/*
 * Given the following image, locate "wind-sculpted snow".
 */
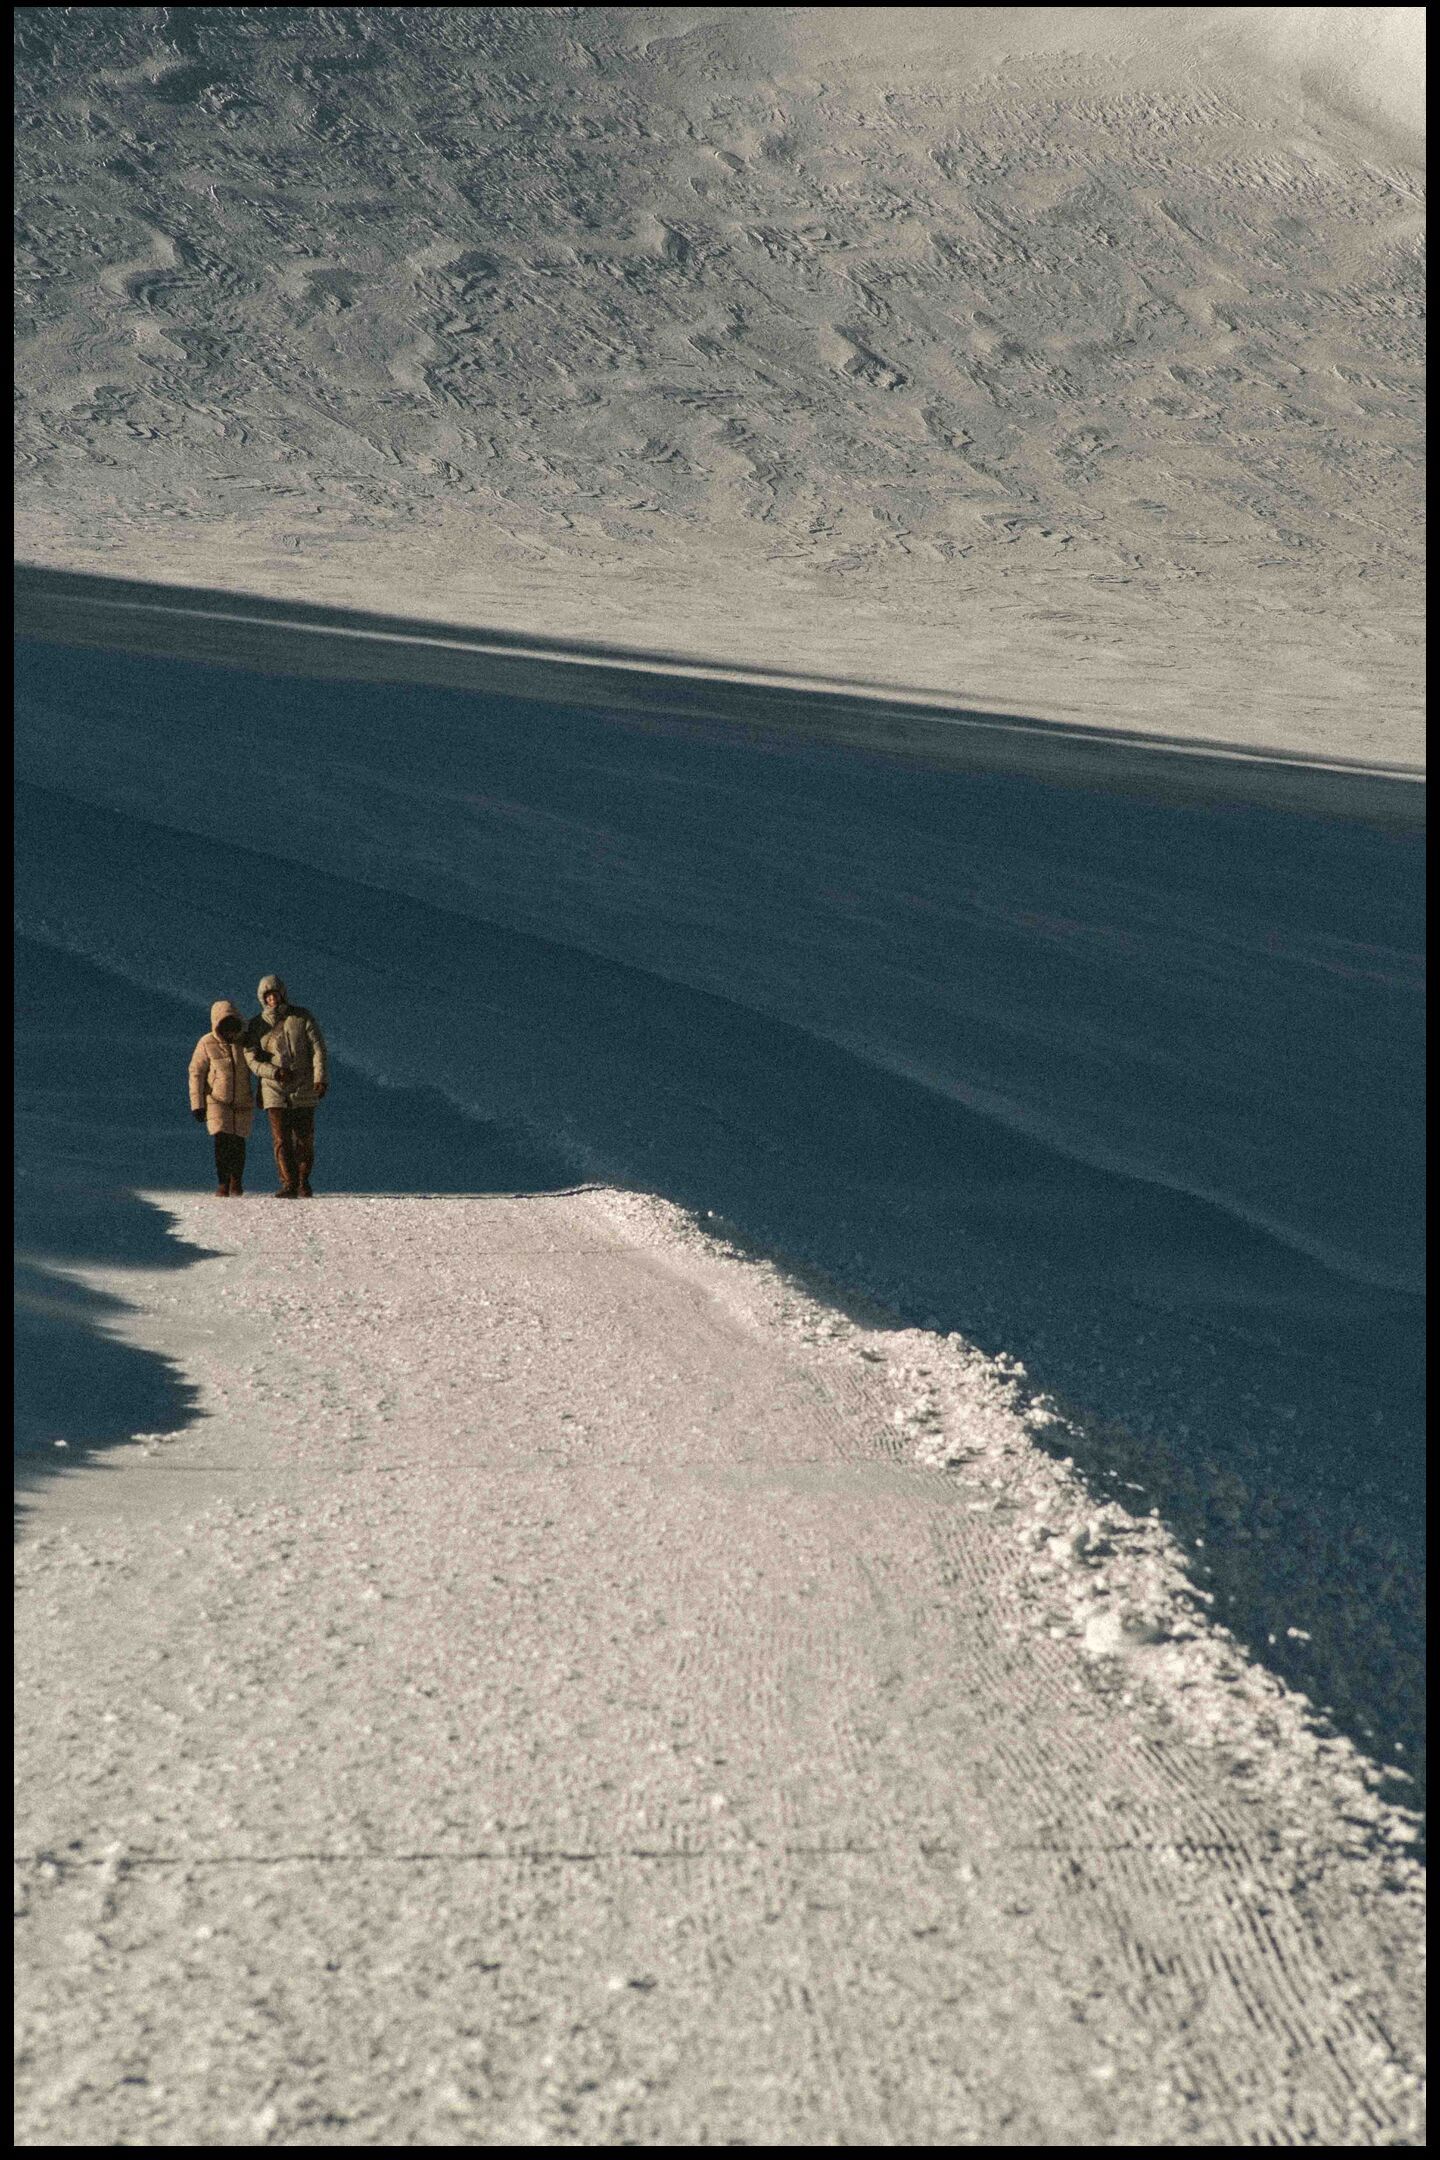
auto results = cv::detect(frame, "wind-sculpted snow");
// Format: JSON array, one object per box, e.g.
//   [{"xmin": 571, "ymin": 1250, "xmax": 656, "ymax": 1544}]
[
  {"xmin": 12, "ymin": 5, "xmax": 1426, "ymax": 755},
  {"xmin": 13, "ymin": 621, "xmax": 1425, "ymax": 1793}
]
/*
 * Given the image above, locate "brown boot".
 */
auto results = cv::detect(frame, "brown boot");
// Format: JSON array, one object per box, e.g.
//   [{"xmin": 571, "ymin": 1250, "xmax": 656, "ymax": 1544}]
[
  {"xmin": 268, "ymin": 1108, "xmax": 301, "ymax": 1195},
  {"xmin": 291, "ymin": 1111, "xmax": 316, "ymax": 1201},
  {"xmin": 215, "ymin": 1184, "xmax": 230, "ymax": 1197},
  {"xmin": 229, "ymin": 1175, "xmax": 245, "ymax": 1197}
]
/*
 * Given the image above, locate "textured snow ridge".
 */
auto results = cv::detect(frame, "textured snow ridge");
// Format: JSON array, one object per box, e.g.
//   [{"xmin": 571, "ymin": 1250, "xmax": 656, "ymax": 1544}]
[
  {"xmin": 13, "ymin": 6, "xmax": 1425, "ymax": 757},
  {"xmin": 15, "ymin": 1188, "xmax": 1424, "ymax": 2148},
  {"xmin": 621, "ymin": 1189, "xmax": 1423, "ymax": 1845}
]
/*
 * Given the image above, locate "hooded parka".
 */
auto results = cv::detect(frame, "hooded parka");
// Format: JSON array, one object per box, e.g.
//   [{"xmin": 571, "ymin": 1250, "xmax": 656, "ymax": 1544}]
[
  {"xmin": 245, "ymin": 974, "xmax": 329, "ymax": 1110},
  {"xmin": 189, "ymin": 1000, "xmax": 257, "ymax": 1136}
]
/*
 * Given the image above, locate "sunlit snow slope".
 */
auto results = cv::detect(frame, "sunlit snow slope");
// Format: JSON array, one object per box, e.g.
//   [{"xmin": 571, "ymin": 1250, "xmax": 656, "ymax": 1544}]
[{"xmin": 12, "ymin": 6, "xmax": 1426, "ymax": 756}]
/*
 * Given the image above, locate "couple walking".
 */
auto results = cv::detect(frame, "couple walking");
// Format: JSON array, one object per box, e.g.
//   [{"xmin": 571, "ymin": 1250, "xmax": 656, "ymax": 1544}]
[{"xmin": 187, "ymin": 974, "xmax": 329, "ymax": 1199}]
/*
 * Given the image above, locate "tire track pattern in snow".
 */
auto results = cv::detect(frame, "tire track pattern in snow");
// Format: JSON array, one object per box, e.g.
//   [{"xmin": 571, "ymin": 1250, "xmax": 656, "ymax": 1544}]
[{"xmin": 14, "ymin": 1190, "xmax": 1423, "ymax": 2146}]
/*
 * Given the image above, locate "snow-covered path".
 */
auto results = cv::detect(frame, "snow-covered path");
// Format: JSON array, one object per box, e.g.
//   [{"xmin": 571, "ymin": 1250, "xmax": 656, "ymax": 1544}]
[{"xmin": 15, "ymin": 1190, "xmax": 1423, "ymax": 2146}]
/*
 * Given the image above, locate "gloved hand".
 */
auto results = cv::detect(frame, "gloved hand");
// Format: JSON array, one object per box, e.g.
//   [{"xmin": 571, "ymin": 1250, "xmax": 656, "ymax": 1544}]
[
  {"xmin": 192, "ymin": 1107, "xmax": 207, "ymax": 1123},
  {"xmin": 315, "ymin": 1082, "xmax": 328, "ymax": 1100}
]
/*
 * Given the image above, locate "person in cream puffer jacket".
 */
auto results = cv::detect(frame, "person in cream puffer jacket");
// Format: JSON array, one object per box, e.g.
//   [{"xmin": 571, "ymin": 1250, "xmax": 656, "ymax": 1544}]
[
  {"xmin": 188, "ymin": 998, "xmax": 256, "ymax": 1196},
  {"xmin": 244, "ymin": 973, "xmax": 329, "ymax": 1197}
]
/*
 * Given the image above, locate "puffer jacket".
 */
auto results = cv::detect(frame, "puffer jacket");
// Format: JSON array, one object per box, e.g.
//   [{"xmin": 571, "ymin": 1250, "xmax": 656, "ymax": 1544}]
[
  {"xmin": 188, "ymin": 1000, "xmax": 257, "ymax": 1137},
  {"xmin": 244, "ymin": 973, "xmax": 329, "ymax": 1110}
]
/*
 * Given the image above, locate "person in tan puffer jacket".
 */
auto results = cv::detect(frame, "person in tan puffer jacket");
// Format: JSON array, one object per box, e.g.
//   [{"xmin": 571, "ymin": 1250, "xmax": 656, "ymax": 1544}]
[
  {"xmin": 244, "ymin": 973, "xmax": 329, "ymax": 1198},
  {"xmin": 188, "ymin": 999, "xmax": 257, "ymax": 1196}
]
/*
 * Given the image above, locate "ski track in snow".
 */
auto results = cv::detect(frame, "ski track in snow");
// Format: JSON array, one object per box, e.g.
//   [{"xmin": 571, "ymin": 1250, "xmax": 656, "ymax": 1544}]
[{"xmin": 13, "ymin": 1188, "xmax": 1425, "ymax": 2146}]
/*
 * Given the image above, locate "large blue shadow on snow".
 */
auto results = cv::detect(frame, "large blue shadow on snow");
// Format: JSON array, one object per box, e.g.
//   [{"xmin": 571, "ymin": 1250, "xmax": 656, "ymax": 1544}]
[{"xmin": 13, "ymin": 598, "xmax": 1426, "ymax": 1804}]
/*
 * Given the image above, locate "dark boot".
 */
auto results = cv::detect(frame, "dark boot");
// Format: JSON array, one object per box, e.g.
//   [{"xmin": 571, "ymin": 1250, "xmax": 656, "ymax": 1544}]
[
  {"xmin": 229, "ymin": 1174, "xmax": 245, "ymax": 1197},
  {"xmin": 216, "ymin": 1135, "xmax": 245, "ymax": 1197},
  {"xmin": 215, "ymin": 1184, "xmax": 231, "ymax": 1197}
]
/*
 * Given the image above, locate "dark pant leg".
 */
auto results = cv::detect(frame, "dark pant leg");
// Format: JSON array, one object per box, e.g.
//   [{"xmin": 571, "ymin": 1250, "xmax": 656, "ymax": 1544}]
[
  {"xmin": 291, "ymin": 1108, "xmax": 316, "ymax": 1186},
  {"xmin": 216, "ymin": 1133, "xmax": 245, "ymax": 1186},
  {"xmin": 213, "ymin": 1133, "xmax": 229, "ymax": 1186},
  {"xmin": 268, "ymin": 1108, "xmax": 298, "ymax": 1190}
]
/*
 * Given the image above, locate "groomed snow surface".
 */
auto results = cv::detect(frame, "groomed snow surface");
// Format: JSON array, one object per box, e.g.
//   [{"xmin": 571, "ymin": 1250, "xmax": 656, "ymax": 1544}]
[
  {"xmin": 13, "ymin": 1189, "xmax": 1425, "ymax": 2145},
  {"xmin": 14, "ymin": 614, "xmax": 1425, "ymax": 2145}
]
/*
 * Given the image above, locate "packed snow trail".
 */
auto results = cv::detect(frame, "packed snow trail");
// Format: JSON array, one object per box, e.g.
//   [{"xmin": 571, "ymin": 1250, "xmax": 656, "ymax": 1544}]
[{"xmin": 14, "ymin": 1191, "xmax": 1423, "ymax": 2147}]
